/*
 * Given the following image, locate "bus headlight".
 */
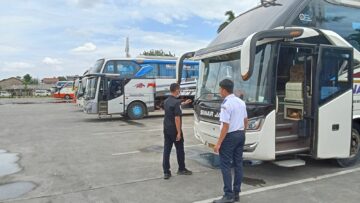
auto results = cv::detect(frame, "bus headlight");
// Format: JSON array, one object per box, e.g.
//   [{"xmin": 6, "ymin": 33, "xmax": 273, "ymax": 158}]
[{"xmin": 247, "ymin": 117, "xmax": 264, "ymax": 131}]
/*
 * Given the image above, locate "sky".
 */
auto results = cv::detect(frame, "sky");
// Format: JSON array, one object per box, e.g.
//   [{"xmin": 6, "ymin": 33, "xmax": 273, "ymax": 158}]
[{"xmin": 0, "ymin": 0, "xmax": 258, "ymax": 80}]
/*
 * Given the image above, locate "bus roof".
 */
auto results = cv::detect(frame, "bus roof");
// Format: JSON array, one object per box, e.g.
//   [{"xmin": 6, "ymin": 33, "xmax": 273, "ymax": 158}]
[
  {"xmin": 195, "ymin": 0, "xmax": 303, "ymax": 57},
  {"xmin": 195, "ymin": 0, "xmax": 360, "ymax": 58}
]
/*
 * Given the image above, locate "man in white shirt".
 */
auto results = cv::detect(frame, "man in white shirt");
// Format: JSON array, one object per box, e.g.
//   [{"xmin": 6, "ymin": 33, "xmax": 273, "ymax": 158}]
[{"xmin": 213, "ymin": 79, "xmax": 248, "ymax": 203}]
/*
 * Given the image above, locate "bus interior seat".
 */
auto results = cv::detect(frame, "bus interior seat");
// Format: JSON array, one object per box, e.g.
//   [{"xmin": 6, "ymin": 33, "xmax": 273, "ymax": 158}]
[
  {"xmin": 284, "ymin": 64, "xmax": 304, "ymax": 120},
  {"xmin": 285, "ymin": 64, "xmax": 304, "ymax": 103}
]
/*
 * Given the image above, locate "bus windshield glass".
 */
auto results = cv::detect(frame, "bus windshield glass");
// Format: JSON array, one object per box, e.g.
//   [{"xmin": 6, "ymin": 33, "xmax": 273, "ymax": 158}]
[
  {"xmin": 90, "ymin": 59, "xmax": 105, "ymax": 74},
  {"xmin": 84, "ymin": 77, "xmax": 98, "ymax": 100},
  {"xmin": 196, "ymin": 44, "xmax": 274, "ymax": 104}
]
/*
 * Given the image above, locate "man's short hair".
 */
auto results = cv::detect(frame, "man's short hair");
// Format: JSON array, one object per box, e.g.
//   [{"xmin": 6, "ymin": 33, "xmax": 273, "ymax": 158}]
[
  {"xmin": 170, "ymin": 83, "xmax": 180, "ymax": 92},
  {"xmin": 219, "ymin": 79, "xmax": 234, "ymax": 93}
]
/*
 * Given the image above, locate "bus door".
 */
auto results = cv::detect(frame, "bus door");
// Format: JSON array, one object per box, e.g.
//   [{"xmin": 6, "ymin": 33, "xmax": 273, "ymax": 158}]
[
  {"xmin": 313, "ymin": 45, "xmax": 353, "ymax": 159},
  {"xmin": 275, "ymin": 43, "xmax": 316, "ymax": 155},
  {"xmin": 107, "ymin": 78, "xmax": 126, "ymax": 115}
]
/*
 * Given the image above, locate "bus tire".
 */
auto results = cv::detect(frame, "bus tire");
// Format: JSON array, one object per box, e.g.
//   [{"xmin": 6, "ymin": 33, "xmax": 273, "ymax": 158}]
[
  {"xmin": 64, "ymin": 94, "xmax": 71, "ymax": 100},
  {"xmin": 336, "ymin": 123, "xmax": 360, "ymax": 167},
  {"xmin": 127, "ymin": 102, "xmax": 146, "ymax": 120}
]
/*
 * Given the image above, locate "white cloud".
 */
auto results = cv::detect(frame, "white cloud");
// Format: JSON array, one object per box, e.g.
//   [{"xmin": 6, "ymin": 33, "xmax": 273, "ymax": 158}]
[
  {"xmin": 0, "ymin": 62, "xmax": 33, "ymax": 72},
  {"xmin": 42, "ymin": 57, "xmax": 62, "ymax": 65},
  {"xmin": 116, "ymin": 0, "xmax": 258, "ymax": 24},
  {"xmin": 71, "ymin": 42, "xmax": 97, "ymax": 52},
  {"xmin": 67, "ymin": 0, "xmax": 104, "ymax": 8}
]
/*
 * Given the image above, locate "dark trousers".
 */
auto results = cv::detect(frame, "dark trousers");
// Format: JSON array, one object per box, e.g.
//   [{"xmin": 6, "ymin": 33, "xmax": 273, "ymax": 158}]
[
  {"xmin": 219, "ymin": 130, "xmax": 245, "ymax": 198},
  {"xmin": 162, "ymin": 133, "xmax": 185, "ymax": 174}
]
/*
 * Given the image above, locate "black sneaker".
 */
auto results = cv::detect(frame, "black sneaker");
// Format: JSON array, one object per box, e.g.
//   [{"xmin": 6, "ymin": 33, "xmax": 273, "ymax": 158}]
[
  {"xmin": 164, "ymin": 173, "xmax": 171, "ymax": 180},
  {"xmin": 234, "ymin": 194, "xmax": 240, "ymax": 202},
  {"xmin": 177, "ymin": 168, "xmax": 192, "ymax": 175},
  {"xmin": 213, "ymin": 196, "xmax": 234, "ymax": 203}
]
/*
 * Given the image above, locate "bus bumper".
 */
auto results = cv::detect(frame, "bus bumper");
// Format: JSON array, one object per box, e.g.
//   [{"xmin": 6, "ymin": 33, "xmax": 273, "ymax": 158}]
[{"xmin": 194, "ymin": 111, "xmax": 276, "ymax": 160}]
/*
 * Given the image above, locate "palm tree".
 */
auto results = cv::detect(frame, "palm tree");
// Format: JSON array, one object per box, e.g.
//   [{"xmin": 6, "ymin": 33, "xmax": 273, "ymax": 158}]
[{"xmin": 217, "ymin": 10, "xmax": 236, "ymax": 33}]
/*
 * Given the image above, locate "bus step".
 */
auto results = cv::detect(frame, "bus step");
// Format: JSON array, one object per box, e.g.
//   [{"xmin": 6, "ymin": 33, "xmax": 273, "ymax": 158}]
[
  {"xmin": 273, "ymin": 159, "xmax": 305, "ymax": 167},
  {"xmin": 276, "ymin": 134, "xmax": 298, "ymax": 143},
  {"xmin": 276, "ymin": 123, "xmax": 294, "ymax": 130}
]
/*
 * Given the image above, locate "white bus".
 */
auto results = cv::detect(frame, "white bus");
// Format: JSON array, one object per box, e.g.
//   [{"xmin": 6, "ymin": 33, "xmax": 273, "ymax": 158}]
[
  {"xmin": 178, "ymin": 0, "xmax": 360, "ymax": 167},
  {"xmin": 83, "ymin": 57, "xmax": 199, "ymax": 119}
]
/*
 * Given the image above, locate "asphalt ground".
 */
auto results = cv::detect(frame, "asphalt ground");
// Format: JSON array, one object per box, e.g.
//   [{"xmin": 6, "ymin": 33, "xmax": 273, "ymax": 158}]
[{"xmin": 0, "ymin": 98, "xmax": 359, "ymax": 203}]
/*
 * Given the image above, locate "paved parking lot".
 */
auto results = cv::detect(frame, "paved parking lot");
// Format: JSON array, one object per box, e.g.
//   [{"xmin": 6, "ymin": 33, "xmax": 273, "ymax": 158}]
[{"xmin": 0, "ymin": 98, "xmax": 359, "ymax": 203}]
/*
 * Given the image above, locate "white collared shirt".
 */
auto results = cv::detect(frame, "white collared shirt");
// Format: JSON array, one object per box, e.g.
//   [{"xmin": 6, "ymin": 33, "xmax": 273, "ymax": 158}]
[{"xmin": 219, "ymin": 94, "xmax": 248, "ymax": 133}]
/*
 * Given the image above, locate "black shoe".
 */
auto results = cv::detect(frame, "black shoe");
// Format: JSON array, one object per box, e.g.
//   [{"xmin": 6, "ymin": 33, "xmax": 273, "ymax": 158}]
[
  {"xmin": 177, "ymin": 168, "xmax": 192, "ymax": 175},
  {"xmin": 234, "ymin": 194, "xmax": 240, "ymax": 202},
  {"xmin": 213, "ymin": 196, "xmax": 234, "ymax": 203},
  {"xmin": 164, "ymin": 173, "xmax": 171, "ymax": 180}
]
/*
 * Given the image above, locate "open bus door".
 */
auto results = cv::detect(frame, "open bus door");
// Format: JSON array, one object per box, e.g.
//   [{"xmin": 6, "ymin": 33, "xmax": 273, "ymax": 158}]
[
  {"xmin": 104, "ymin": 76, "xmax": 126, "ymax": 116},
  {"xmin": 313, "ymin": 46, "xmax": 354, "ymax": 160}
]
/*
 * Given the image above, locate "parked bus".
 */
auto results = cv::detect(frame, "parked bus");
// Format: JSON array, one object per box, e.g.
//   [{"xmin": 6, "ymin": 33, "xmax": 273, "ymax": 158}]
[
  {"xmin": 177, "ymin": 0, "xmax": 360, "ymax": 167},
  {"xmin": 73, "ymin": 70, "xmax": 89, "ymax": 107},
  {"xmin": 83, "ymin": 57, "xmax": 199, "ymax": 119},
  {"xmin": 53, "ymin": 81, "xmax": 75, "ymax": 100}
]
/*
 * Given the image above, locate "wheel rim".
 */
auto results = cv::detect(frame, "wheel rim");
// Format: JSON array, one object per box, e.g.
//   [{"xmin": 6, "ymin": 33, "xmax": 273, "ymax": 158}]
[
  {"xmin": 350, "ymin": 129, "xmax": 360, "ymax": 157},
  {"xmin": 132, "ymin": 105, "xmax": 143, "ymax": 117}
]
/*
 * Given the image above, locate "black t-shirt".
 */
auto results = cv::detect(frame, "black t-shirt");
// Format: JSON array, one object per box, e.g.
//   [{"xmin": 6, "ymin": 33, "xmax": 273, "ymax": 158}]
[{"xmin": 163, "ymin": 95, "xmax": 182, "ymax": 136}]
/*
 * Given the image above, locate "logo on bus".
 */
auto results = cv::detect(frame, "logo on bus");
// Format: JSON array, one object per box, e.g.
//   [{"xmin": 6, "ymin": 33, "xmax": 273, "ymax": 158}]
[
  {"xmin": 135, "ymin": 83, "xmax": 145, "ymax": 88},
  {"xmin": 299, "ymin": 13, "xmax": 312, "ymax": 22},
  {"xmin": 147, "ymin": 83, "xmax": 156, "ymax": 88}
]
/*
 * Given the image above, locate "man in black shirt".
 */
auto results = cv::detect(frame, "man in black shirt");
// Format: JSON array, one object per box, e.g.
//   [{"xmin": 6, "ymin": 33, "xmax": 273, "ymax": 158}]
[{"xmin": 163, "ymin": 83, "xmax": 192, "ymax": 180}]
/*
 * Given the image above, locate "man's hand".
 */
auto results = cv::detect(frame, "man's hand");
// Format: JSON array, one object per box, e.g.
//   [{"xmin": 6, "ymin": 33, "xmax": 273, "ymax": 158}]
[
  {"xmin": 176, "ymin": 133, "xmax": 182, "ymax": 141},
  {"xmin": 182, "ymin": 99, "xmax": 192, "ymax": 105},
  {"xmin": 214, "ymin": 142, "xmax": 221, "ymax": 154}
]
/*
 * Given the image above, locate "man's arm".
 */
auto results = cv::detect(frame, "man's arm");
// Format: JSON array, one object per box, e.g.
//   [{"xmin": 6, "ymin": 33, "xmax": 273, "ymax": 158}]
[
  {"xmin": 214, "ymin": 122, "xmax": 229, "ymax": 153},
  {"xmin": 175, "ymin": 116, "xmax": 181, "ymax": 141},
  {"xmin": 244, "ymin": 118, "xmax": 248, "ymax": 131}
]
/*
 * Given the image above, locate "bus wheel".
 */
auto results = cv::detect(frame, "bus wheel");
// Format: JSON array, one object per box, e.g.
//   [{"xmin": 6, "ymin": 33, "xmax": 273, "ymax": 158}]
[
  {"xmin": 127, "ymin": 102, "xmax": 146, "ymax": 120},
  {"xmin": 64, "ymin": 94, "xmax": 71, "ymax": 100},
  {"xmin": 336, "ymin": 124, "xmax": 360, "ymax": 167}
]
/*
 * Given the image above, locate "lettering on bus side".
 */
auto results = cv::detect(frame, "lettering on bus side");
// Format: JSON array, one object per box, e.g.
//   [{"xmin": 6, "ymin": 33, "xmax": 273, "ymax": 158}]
[
  {"xmin": 200, "ymin": 110, "xmax": 220, "ymax": 118},
  {"xmin": 353, "ymin": 84, "xmax": 360, "ymax": 94}
]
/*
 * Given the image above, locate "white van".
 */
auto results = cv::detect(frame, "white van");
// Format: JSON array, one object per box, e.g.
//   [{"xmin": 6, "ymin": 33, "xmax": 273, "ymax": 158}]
[
  {"xmin": 34, "ymin": 90, "xmax": 51, "ymax": 97},
  {"xmin": 0, "ymin": 91, "xmax": 11, "ymax": 97}
]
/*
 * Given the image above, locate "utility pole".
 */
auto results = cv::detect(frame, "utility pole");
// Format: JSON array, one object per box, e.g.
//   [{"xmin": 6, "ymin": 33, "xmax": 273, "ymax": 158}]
[{"xmin": 125, "ymin": 37, "xmax": 130, "ymax": 58}]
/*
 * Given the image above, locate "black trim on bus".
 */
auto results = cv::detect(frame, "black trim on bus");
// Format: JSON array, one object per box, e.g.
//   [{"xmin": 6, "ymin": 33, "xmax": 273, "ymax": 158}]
[{"xmin": 194, "ymin": 101, "xmax": 275, "ymax": 124}]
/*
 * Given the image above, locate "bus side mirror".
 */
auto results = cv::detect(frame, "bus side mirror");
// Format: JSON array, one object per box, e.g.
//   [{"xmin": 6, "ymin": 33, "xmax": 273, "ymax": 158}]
[
  {"xmin": 240, "ymin": 28, "xmax": 305, "ymax": 81},
  {"xmin": 177, "ymin": 51, "xmax": 195, "ymax": 84}
]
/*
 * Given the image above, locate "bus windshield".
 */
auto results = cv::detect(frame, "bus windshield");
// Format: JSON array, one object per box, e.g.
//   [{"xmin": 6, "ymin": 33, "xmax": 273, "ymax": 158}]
[
  {"xmin": 90, "ymin": 59, "xmax": 105, "ymax": 74},
  {"xmin": 84, "ymin": 77, "xmax": 98, "ymax": 100},
  {"xmin": 196, "ymin": 44, "xmax": 274, "ymax": 104}
]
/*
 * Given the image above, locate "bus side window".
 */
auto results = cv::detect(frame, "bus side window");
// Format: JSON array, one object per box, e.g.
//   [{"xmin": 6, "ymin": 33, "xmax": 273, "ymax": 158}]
[
  {"xmin": 104, "ymin": 61, "xmax": 115, "ymax": 73},
  {"xmin": 159, "ymin": 64, "xmax": 176, "ymax": 79},
  {"xmin": 116, "ymin": 61, "xmax": 140, "ymax": 77},
  {"xmin": 140, "ymin": 64, "xmax": 158, "ymax": 78}
]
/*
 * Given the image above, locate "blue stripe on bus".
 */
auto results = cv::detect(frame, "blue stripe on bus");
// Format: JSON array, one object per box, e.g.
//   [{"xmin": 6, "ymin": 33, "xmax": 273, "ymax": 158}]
[{"xmin": 132, "ymin": 60, "xmax": 199, "ymax": 65}]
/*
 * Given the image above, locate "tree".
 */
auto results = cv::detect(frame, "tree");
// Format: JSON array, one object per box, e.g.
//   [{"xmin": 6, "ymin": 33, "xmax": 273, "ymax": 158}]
[
  {"xmin": 57, "ymin": 76, "xmax": 67, "ymax": 81},
  {"xmin": 31, "ymin": 78, "xmax": 39, "ymax": 85},
  {"xmin": 142, "ymin": 49, "xmax": 175, "ymax": 57},
  {"xmin": 217, "ymin": 10, "xmax": 236, "ymax": 34},
  {"xmin": 23, "ymin": 74, "xmax": 32, "ymax": 85}
]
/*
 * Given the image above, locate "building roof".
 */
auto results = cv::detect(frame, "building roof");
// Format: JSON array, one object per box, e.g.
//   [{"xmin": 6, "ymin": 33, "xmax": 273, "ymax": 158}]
[
  {"xmin": 41, "ymin": 77, "xmax": 59, "ymax": 84},
  {"xmin": 0, "ymin": 77, "xmax": 23, "ymax": 84}
]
